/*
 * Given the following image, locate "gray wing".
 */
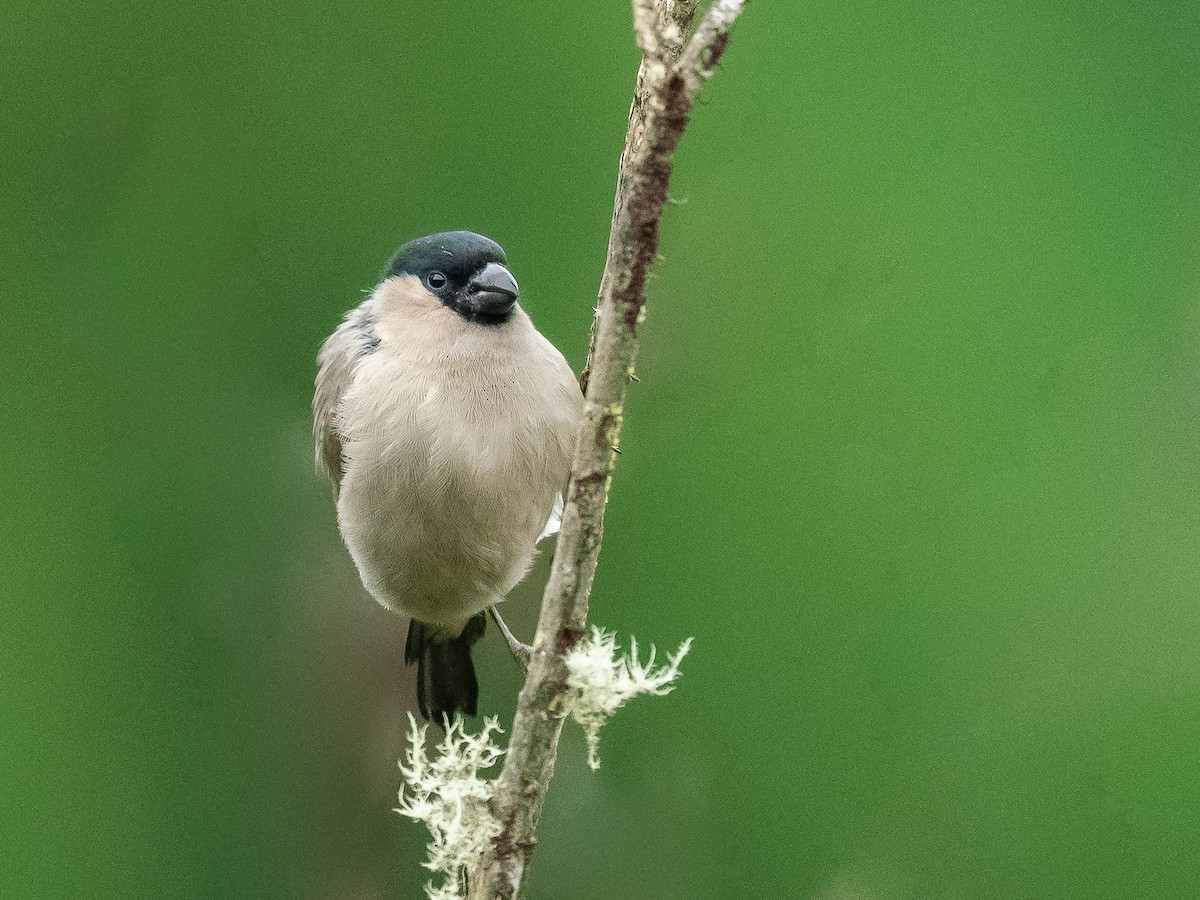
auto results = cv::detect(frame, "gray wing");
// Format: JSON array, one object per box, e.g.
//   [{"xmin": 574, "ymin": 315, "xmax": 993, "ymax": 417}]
[{"xmin": 313, "ymin": 299, "xmax": 379, "ymax": 489}]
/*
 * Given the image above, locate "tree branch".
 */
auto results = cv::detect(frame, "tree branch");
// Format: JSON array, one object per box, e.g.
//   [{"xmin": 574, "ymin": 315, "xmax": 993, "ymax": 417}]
[{"xmin": 467, "ymin": 2, "xmax": 745, "ymax": 897}]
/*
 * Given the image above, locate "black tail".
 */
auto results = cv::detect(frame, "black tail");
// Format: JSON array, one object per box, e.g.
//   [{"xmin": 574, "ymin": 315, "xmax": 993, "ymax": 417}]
[{"xmin": 404, "ymin": 613, "xmax": 487, "ymax": 722}]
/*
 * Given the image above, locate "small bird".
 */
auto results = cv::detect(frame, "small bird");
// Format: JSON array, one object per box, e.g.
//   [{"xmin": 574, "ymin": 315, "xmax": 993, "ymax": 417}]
[{"xmin": 314, "ymin": 231, "xmax": 582, "ymax": 722}]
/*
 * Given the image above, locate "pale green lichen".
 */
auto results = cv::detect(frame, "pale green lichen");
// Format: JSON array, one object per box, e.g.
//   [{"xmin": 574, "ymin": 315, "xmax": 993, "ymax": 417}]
[
  {"xmin": 561, "ymin": 627, "xmax": 693, "ymax": 769},
  {"xmin": 395, "ymin": 714, "xmax": 505, "ymax": 900},
  {"xmin": 395, "ymin": 630, "xmax": 692, "ymax": 897}
]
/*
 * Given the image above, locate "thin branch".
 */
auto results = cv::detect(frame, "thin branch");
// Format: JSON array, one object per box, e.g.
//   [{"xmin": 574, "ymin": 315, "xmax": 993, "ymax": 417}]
[
  {"xmin": 584, "ymin": 0, "xmax": 698, "ymax": 394},
  {"xmin": 467, "ymin": 2, "xmax": 746, "ymax": 897}
]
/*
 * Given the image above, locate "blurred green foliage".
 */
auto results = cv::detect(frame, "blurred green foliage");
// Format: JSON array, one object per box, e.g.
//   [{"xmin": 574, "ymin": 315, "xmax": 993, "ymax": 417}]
[{"xmin": 3, "ymin": 1, "xmax": 1199, "ymax": 898}]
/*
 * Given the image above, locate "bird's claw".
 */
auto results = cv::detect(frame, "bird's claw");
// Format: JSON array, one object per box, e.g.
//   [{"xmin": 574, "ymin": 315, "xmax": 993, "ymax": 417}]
[{"xmin": 489, "ymin": 606, "xmax": 533, "ymax": 672}]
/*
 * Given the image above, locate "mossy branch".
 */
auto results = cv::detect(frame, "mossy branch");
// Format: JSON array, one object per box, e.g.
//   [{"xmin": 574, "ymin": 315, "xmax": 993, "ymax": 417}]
[{"xmin": 466, "ymin": 2, "xmax": 746, "ymax": 897}]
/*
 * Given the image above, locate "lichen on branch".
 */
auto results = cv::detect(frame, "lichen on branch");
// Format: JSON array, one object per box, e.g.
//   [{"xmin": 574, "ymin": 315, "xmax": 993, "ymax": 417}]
[
  {"xmin": 396, "ymin": 714, "xmax": 505, "ymax": 900},
  {"xmin": 463, "ymin": 2, "xmax": 747, "ymax": 897},
  {"xmin": 563, "ymin": 628, "xmax": 693, "ymax": 770}
]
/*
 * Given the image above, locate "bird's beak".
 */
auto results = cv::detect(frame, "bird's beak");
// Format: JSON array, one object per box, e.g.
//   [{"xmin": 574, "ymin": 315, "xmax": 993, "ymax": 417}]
[{"xmin": 466, "ymin": 262, "xmax": 519, "ymax": 317}]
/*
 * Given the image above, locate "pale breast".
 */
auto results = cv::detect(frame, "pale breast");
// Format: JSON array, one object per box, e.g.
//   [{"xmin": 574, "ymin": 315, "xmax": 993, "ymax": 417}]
[{"xmin": 334, "ymin": 278, "xmax": 581, "ymax": 629}]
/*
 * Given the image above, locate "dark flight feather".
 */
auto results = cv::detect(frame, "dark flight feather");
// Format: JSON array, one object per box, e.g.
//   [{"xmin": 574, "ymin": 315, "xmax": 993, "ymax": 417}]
[{"xmin": 404, "ymin": 613, "xmax": 488, "ymax": 722}]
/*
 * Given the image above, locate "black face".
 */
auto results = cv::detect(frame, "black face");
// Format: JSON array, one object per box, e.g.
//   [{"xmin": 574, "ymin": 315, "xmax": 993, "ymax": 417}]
[{"xmin": 385, "ymin": 231, "xmax": 520, "ymax": 325}]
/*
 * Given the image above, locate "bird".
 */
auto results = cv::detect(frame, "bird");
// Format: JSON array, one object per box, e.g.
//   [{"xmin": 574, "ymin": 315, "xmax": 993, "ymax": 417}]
[{"xmin": 314, "ymin": 231, "xmax": 583, "ymax": 722}]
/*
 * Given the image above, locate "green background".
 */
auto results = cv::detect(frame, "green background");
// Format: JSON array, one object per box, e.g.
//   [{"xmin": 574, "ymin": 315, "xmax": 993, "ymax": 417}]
[{"xmin": 3, "ymin": 1, "xmax": 1198, "ymax": 897}]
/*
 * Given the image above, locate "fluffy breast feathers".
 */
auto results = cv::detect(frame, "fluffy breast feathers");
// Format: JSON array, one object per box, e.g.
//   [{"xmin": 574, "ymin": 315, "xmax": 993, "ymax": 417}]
[{"xmin": 315, "ymin": 275, "xmax": 583, "ymax": 628}]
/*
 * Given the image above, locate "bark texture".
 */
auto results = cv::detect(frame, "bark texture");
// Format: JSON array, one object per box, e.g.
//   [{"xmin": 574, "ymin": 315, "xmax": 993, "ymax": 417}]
[{"xmin": 467, "ymin": 3, "xmax": 746, "ymax": 897}]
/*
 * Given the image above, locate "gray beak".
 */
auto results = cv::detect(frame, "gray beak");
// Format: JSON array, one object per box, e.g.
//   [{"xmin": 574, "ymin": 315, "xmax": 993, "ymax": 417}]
[{"xmin": 466, "ymin": 262, "xmax": 519, "ymax": 317}]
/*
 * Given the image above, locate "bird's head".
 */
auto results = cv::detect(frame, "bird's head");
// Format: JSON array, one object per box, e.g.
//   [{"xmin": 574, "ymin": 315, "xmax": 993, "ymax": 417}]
[{"xmin": 384, "ymin": 231, "xmax": 520, "ymax": 325}]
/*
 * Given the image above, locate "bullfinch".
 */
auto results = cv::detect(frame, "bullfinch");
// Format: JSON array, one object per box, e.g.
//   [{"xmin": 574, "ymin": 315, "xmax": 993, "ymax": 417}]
[{"xmin": 314, "ymin": 231, "xmax": 583, "ymax": 722}]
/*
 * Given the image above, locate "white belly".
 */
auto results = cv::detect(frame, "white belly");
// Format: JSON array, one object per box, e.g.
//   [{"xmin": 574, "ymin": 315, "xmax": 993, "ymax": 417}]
[{"xmin": 334, "ymin": 317, "xmax": 578, "ymax": 632}]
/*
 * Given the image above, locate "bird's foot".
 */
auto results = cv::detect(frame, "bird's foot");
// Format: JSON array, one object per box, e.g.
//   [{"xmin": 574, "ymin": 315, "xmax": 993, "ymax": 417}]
[{"xmin": 489, "ymin": 606, "xmax": 532, "ymax": 671}]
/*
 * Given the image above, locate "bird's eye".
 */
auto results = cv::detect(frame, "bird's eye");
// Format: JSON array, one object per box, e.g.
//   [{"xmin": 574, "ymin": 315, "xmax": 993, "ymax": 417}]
[{"xmin": 427, "ymin": 272, "xmax": 448, "ymax": 290}]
